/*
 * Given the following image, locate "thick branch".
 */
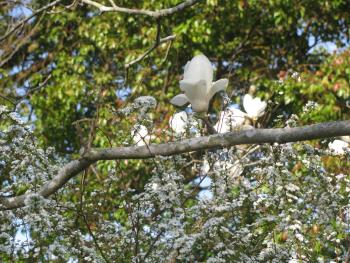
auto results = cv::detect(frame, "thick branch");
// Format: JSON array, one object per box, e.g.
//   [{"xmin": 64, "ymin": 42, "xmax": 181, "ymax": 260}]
[
  {"xmin": 0, "ymin": 159, "xmax": 94, "ymax": 210},
  {"xmin": 81, "ymin": 0, "xmax": 200, "ymax": 18},
  {"xmin": 85, "ymin": 121, "xmax": 350, "ymax": 160},
  {"xmin": 1, "ymin": 120, "xmax": 350, "ymax": 210}
]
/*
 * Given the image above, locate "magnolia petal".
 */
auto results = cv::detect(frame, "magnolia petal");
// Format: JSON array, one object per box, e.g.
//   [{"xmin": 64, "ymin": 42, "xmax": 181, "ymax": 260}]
[
  {"xmin": 214, "ymin": 108, "xmax": 246, "ymax": 133},
  {"xmin": 214, "ymin": 111, "xmax": 231, "ymax": 133},
  {"xmin": 169, "ymin": 111, "xmax": 188, "ymax": 134},
  {"xmin": 243, "ymin": 94, "xmax": 266, "ymax": 119},
  {"xmin": 340, "ymin": 136, "xmax": 350, "ymax": 143},
  {"xmin": 180, "ymin": 79, "xmax": 209, "ymax": 112},
  {"xmin": 183, "ymin": 54, "xmax": 213, "ymax": 88},
  {"xmin": 251, "ymin": 98, "xmax": 267, "ymax": 117},
  {"xmin": 208, "ymin": 78, "xmax": 228, "ymax": 100},
  {"xmin": 179, "ymin": 79, "xmax": 199, "ymax": 92},
  {"xmin": 229, "ymin": 108, "xmax": 247, "ymax": 125},
  {"xmin": 256, "ymin": 100, "xmax": 267, "ymax": 117},
  {"xmin": 183, "ymin": 61, "xmax": 191, "ymax": 75},
  {"xmin": 170, "ymin": 94, "xmax": 189, "ymax": 107},
  {"xmin": 132, "ymin": 125, "xmax": 151, "ymax": 146},
  {"xmin": 243, "ymin": 94, "xmax": 253, "ymax": 115}
]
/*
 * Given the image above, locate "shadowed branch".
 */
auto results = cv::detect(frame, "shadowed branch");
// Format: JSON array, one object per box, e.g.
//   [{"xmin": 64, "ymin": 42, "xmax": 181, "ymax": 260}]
[{"xmin": 1, "ymin": 120, "xmax": 349, "ymax": 210}]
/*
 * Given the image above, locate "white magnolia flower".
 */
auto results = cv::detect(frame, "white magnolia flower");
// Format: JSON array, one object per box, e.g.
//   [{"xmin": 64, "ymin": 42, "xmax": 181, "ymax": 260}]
[
  {"xmin": 131, "ymin": 125, "xmax": 153, "ymax": 146},
  {"xmin": 169, "ymin": 111, "xmax": 188, "ymax": 134},
  {"xmin": 328, "ymin": 139, "xmax": 349, "ymax": 155},
  {"xmin": 170, "ymin": 54, "xmax": 228, "ymax": 112},
  {"xmin": 243, "ymin": 94, "xmax": 267, "ymax": 120},
  {"xmin": 214, "ymin": 108, "xmax": 246, "ymax": 133},
  {"xmin": 340, "ymin": 136, "xmax": 350, "ymax": 143}
]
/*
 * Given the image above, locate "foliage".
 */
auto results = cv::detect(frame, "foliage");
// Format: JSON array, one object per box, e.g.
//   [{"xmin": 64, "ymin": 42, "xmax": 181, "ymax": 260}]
[
  {"xmin": 1, "ymin": 104, "xmax": 350, "ymax": 262},
  {"xmin": 0, "ymin": 0, "xmax": 350, "ymax": 262},
  {"xmin": 1, "ymin": 0, "xmax": 350, "ymax": 151}
]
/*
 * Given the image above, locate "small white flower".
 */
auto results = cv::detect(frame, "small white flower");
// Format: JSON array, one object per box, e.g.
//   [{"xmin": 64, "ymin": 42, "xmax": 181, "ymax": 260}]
[
  {"xmin": 328, "ymin": 139, "xmax": 349, "ymax": 155},
  {"xmin": 295, "ymin": 232, "xmax": 304, "ymax": 242},
  {"xmin": 214, "ymin": 108, "xmax": 246, "ymax": 133},
  {"xmin": 169, "ymin": 111, "xmax": 188, "ymax": 134},
  {"xmin": 170, "ymin": 54, "xmax": 228, "ymax": 112},
  {"xmin": 151, "ymin": 182, "xmax": 159, "ymax": 191},
  {"xmin": 131, "ymin": 125, "xmax": 153, "ymax": 146},
  {"xmin": 201, "ymin": 159, "xmax": 210, "ymax": 174},
  {"xmin": 243, "ymin": 94, "xmax": 267, "ymax": 120}
]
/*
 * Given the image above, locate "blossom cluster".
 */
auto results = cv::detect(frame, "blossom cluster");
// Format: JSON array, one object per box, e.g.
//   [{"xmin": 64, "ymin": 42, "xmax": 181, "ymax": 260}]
[{"xmin": 169, "ymin": 55, "xmax": 267, "ymax": 136}]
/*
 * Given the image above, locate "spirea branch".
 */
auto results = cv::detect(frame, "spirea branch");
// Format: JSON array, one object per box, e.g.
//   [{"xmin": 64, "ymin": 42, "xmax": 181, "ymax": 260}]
[{"xmin": 1, "ymin": 120, "xmax": 349, "ymax": 210}]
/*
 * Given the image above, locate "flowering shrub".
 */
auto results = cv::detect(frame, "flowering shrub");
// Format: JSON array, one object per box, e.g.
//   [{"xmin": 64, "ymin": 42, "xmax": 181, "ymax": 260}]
[{"xmin": 1, "ymin": 87, "xmax": 349, "ymax": 262}]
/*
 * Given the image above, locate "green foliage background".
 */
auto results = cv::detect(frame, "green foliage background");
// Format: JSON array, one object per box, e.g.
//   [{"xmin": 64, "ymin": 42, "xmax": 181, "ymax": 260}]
[{"xmin": 1, "ymin": 0, "xmax": 349, "ymax": 151}]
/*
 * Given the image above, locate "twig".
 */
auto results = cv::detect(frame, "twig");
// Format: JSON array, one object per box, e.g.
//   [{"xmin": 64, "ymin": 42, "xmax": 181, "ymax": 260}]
[
  {"xmin": 162, "ymin": 39, "xmax": 173, "ymax": 64},
  {"xmin": 125, "ymin": 35, "xmax": 176, "ymax": 69},
  {"xmin": 344, "ymin": 242, "xmax": 350, "ymax": 263},
  {"xmin": 0, "ymin": 0, "xmax": 62, "ymax": 42},
  {"xmin": 0, "ymin": 94, "xmax": 16, "ymax": 105},
  {"xmin": 143, "ymin": 169, "xmax": 210, "ymax": 260},
  {"xmin": 78, "ymin": 169, "xmax": 110, "ymax": 263},
  {"xmin": 81, "ymin": 0, "xmax": 200, "ymax": 18},
  {"xmin": 1, "ymin": 13, "xmax": 45, "ymax": 68},
  {"xmin": 199, "ymin": 116, "xmax": 217, "ymax": 135},
  {"xmin": 82, "ymin": 1, "xmax": 194, "ymax": 69},
  {"xmin": 81, "ymin": 212, "xmax": 110, "ymax": 263},
  {"xmin": 13, "ymin": 73, "xmax": 52, "ymax": 111},
  {"xmin": 108, "ymin": 0, "xmax": 117, "ymax": 9}
]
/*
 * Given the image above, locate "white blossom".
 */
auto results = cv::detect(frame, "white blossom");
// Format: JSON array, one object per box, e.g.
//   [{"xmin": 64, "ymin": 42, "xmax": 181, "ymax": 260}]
[
  {"xmin": 214, "ymin": 108, "xmax": 246, "ymax": 133},
  {"xmin": 243, "ymin": 94, "xmax": 267, "ymax": 120},
  {"xmin": 328, "ymin": 139, "xmax": 349, "ymax": 155},
  {"xmin": 170, "ymin": 54, "xmax": 228, "ymax": 112},
  {"xmin": 169, "ymin": 111, "xmax": 188, "ymax": 134},
  {"xmin": 131, "ymin": 125, "xmax": 153, "ymax": 146},
  {"xmin": 340, "ymin": 136, "xmax": 350, "ymax": 143}
]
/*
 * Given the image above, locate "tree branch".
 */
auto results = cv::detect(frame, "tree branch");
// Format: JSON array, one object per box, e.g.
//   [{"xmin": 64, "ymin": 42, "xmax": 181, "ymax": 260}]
[
  {"xmin": 1, "ymin": 120, "xmax": 349, "ymax": 210},
  {"xmin": 82, "ymin": 0, "xmax": 197, "ymax": 69},
  {"xmin": 0, "ymin": 0, "xmax": 62, "ymax": 42},
  {"xmin": 81, "ymin": 0, "xmax": 200, "ymax": 18},
  {"xmin": 125, "ymin": 35, "xmax": 176, "ymax": 69},
  {"xmin": 0, "ymin": 12, "xmax": 45, "ymax": 68}
]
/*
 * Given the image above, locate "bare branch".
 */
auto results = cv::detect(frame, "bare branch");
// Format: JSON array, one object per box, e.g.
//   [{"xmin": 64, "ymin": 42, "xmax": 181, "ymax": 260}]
[
  {"xmin": 81, "ymin": 0, "xmax": 200, "ymax": 18},
  {"xmin": 125, "ymin": 35, "xmax": 176, "ymax": 69},
  {"xmin": 86, "ymin": 121, "xmax": 350, "ymax": 160},
  {"xmin": 124, "ymin": 12, "xmax": 176, "ymax": 69},
  {"xmin": 0, "ymin": 0, "xmax": 62, "ymax": 42},
  {"xmin": 0, "ymin": 93, "xmax": 16, "ymax": 105},
  {"xmin": 1, "ymin": 120, "xmax": 349, "ymax": 210},
  {"xmin": 0, "ymin": 13, "xmax": 45, "ymax": 68},
  {"xmin": 81, "ymin": 1, "xmax": 197, "ymax": 68}
]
